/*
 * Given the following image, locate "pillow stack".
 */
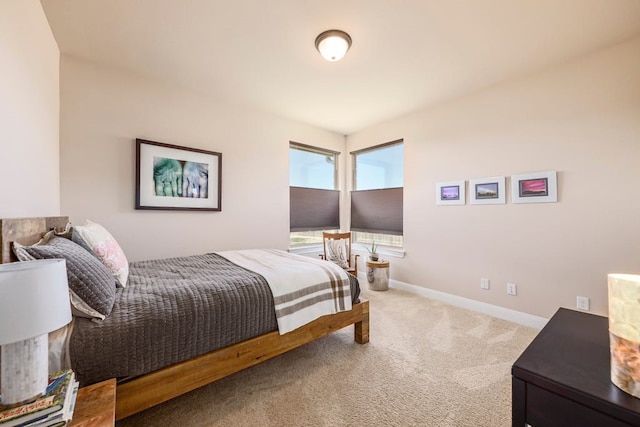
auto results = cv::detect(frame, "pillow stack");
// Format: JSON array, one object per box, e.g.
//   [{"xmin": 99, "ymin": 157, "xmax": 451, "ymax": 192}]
[{"xmin": 13, "ymin": 220, "xmax": 129, "ymax": 321}]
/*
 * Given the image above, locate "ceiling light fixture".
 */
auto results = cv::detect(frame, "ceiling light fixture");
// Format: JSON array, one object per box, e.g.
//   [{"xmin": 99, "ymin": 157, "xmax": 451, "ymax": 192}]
[{"xmin": 315, "ymin": 29, "xmax": 352, "ymax": 62}]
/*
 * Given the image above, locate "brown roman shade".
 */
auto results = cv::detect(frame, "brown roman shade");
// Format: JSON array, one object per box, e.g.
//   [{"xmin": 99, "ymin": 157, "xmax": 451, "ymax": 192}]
[
  {"xmin": 350, "ymin": 187, "xmax": 403, "ymax": 235},
  {"xmin": 290, "ymin": 187, "xmax": 340, "ymax": 232}
]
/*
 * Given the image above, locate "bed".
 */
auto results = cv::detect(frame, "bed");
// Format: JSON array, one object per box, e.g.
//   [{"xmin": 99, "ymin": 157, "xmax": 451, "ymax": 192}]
[{"xmin": 0, "ymin": 216, "xmax": 369, "ymax": 420}]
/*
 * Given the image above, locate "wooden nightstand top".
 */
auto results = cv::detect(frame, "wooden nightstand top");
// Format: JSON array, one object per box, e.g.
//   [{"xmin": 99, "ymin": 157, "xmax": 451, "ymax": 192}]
[{"xmin": 69, "ymin": 378, "xmax": 116, "ymax": 427}]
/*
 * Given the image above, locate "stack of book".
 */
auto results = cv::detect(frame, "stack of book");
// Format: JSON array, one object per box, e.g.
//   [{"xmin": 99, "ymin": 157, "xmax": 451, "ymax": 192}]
[{"xmin": 0, "ymin": 369, "xmax": 79, "ymax": 427}]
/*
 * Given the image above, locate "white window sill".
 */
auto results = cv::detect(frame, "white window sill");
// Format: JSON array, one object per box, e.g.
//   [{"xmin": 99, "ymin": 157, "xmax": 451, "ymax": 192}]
[
  {"xmin": 354, "ymin": 247, "xmax": 405, "ymax": 259},
  {"xmin": 290, "ymin": 245, "xmax": 405, "ymax": 259}
]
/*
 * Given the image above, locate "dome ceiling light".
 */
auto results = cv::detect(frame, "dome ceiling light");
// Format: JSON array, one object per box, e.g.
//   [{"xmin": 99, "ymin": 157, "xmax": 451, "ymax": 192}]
[{"xmin": 315, "ymin": 29, "xmax": 352, "ymax": 62}]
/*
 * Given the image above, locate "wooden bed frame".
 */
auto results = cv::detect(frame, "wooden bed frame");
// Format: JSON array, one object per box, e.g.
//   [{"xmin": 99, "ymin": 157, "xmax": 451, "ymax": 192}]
[{"xmin": 0, "ymin": 216, "xmax": 370, "ymax": 420}]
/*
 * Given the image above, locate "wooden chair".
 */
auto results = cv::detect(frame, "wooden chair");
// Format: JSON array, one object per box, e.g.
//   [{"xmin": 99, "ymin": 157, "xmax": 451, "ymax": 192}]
[{"xmin": 320, "ymin": 231, "xmax": 359, "ymax": 276}]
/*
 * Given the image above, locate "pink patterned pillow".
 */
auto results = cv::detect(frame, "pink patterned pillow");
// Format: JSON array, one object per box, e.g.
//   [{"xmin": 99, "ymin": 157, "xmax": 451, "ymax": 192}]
[{"xmin": 72, "ymin": 220, "xmax": 129, "ymax": 287}]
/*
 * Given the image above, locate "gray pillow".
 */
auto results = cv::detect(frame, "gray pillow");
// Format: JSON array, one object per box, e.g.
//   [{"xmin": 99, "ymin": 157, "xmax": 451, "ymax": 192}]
[{"xmin": 14, "ymin": 236, "xmax": 116, "ymax": 320}]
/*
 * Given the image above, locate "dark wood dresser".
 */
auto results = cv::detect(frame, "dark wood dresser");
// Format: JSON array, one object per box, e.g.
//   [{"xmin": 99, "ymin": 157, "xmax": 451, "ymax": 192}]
[{"xmin": 512, "ymin": 308, "xmax": 640, "ymax": 427}]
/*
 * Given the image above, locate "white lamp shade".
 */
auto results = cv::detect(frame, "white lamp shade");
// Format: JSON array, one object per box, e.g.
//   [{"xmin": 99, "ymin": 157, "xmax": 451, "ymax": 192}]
[
  {"xmin": 315, "ymin": 30, "xmax": 352, "ymax": 62},
  {"xmin": 608, "ymin": 273, "xmax": 640, "ymax": 398},
  {"xmin": 0, "ymin": 259, "xmax": 72, "ymax": 345}
]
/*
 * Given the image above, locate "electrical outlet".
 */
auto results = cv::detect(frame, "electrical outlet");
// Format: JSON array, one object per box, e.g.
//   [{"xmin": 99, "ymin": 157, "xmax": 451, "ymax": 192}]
[
  {"xmin": 480, "ymin": 278, "xmax": 490, "ymax": 290},
  {"xmin": 507, "ymin": 283, "xmax": 517, "ymax": 296},
  {"xmin": 577, "ymin": 296, "xmax": 590, "ymax": 311}
]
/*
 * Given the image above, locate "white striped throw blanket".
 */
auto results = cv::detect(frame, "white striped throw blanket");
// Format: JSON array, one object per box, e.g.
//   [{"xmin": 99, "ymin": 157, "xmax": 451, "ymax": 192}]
[{"xmin": 216, "ymin": 249, "xmax": 352, "ymax": 334}]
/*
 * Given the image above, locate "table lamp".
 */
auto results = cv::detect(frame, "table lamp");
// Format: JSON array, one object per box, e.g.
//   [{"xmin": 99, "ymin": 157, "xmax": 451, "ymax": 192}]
[
  {"xmin": 608, "ymin": 273, "xmax": 640, "ymax": 398},
  {"xmin": 0, "ymin": 259, "xmax": 71, "ymax": 407}
]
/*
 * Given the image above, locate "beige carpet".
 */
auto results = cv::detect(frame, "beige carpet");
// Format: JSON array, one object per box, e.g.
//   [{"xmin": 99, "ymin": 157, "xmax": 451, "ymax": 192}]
[{"xmin": 117, "ymin": 286, "xmax": 539, "ymax": 427}]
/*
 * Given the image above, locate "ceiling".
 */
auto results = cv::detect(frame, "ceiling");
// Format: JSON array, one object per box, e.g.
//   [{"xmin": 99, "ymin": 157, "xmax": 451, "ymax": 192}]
[{"xmin": 40, "ymin": 0, "xmax": 640, "ymax": 135}]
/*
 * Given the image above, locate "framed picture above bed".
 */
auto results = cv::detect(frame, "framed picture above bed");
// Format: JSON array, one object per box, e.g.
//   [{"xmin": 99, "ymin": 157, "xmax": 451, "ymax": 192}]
[
  {"xmin": 511, "ymin": 170, "xmax": 557, "ymax": 204},
  {"xmin": 135, "ymin": 139, "xmax": 222, "ymax": 211}
]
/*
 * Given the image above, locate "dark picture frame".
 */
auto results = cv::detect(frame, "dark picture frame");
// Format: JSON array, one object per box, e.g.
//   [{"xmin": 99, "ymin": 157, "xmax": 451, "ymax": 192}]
[
  {"xmin": 135, "ymin": 139, "xmax": 222, "ymax": 211},
  {"xmin": 519, "ymin": 178, "xmax": 548, "ymax": 197},
  {"xmin": 441, "ymin": 185, "xmax": 460, "ymax": 200},
  {"xmin": 476, "ymin": 182, "xmax": 499, "ymax": 199}
]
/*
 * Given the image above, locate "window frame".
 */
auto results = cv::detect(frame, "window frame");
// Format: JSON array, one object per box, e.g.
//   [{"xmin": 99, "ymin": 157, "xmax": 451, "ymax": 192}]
[
  {"xmin": 350, "ymin": 139, "xmax": 404, "ymax": 249},
  {"xmin": 290, "ymin": 141, "xmax": 338, "ymax": 190},
  {"xmin": 289, "ymin": 142, "xmax": 340, "ymax": 247}
]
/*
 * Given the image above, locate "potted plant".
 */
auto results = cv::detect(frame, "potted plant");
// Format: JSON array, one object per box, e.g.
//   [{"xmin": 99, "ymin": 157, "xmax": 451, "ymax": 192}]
[{"xmin": 366, "ymin": 241, "xmax": 379, "ymax": 261}]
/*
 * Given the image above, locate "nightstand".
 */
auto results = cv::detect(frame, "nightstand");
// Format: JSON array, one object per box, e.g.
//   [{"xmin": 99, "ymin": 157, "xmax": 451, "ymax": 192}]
[
  {"xmin": 512, "ymin": 308, "xmax": 640, "ymax": 426},
  {"xmin": 69, "ymin": 378, "xmax": 116, "ymax": 427}
]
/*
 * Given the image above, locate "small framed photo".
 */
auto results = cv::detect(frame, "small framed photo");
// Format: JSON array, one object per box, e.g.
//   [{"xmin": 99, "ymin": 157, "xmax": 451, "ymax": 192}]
[
  {"xmin": 511, "ymin": 171, "xmax": 557, "ymax": 204},
  {"xmin": 136, "ymin": 139, "xmax": 222, "ymax": 211},
  {"xmin": 469, "ymin": 176, "xmax": 506, "ymax": 205},
  {"xmin": 436, "ymin": 180, "xmax": 466, "ymax": 205}
]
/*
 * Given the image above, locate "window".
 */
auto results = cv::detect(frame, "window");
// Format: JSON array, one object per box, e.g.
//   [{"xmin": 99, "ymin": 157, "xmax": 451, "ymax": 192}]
[
  {"xmin": 289, "ymin": 142, "xmax": 339, "ymax": 246},
  {"xmin": 351, "ymin": 140, "xmax": 403, "ymax": 248}
]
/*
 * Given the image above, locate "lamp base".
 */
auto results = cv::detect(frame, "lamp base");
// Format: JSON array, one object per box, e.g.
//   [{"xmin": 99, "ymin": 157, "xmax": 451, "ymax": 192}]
[
  {"xmin": 1, "ymin": 334, "xmax": 48, "ymax": 407},
  {"xmin": 610, "ymin": 332, "xmax": 640, "ymax": 398}
]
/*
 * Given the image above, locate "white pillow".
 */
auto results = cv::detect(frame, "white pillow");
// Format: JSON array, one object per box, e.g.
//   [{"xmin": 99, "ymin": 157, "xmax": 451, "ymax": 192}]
[
  {"xmin": 325, "ymin": 238, "xmax": 349, "ymax": 269},
  {"xmin": 72, "ymin": 220, "xmax": 129, "ymax": 287}
]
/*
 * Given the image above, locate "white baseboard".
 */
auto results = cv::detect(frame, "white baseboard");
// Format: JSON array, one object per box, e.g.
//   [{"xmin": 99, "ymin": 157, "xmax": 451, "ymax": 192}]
[{"xmin": 363, "ymin": 277, "xmax": 548, "ymax": 330}]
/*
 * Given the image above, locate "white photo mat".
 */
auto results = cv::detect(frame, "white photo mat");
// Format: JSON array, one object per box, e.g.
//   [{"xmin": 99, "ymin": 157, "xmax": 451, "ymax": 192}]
[
  {"xmin": 436, "ymin": 180, "xmax": 466, "ymax": 205},
  {"xmin": 511, "ymin": 171, "xmax": 557, "ymax": 204},
  {"xmin": 469, "ymin": 176, "xmax": 506, "ymax": 205}
]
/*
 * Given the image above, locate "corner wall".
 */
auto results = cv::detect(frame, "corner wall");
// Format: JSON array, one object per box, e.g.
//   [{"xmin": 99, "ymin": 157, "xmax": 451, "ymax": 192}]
[
  {"xmin": 59, "ymin": 56, "xmax": 346, "ymax": 261},
  {"xmin": 0, "ymin": 0, "xmax": 60, "ymax": 217},
  {"xmin": 347, "ymin": 36, "xmax": 640, "ymax": 318}
]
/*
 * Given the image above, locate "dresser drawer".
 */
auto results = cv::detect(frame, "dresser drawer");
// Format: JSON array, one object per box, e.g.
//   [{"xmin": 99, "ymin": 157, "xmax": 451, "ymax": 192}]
[{"xmin": 526, "ymin": 383, "xmax": 632, "ymax": 427}]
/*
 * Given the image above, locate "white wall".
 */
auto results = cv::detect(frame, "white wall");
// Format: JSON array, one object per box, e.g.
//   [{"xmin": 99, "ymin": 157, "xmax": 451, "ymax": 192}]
[
  {"xmin": 0, "ymin": 0, "xmax": 59, "ymax": 217},
  {"xmin": 59, "ymin": 56, "xmax": 345, "ymax": 261},
  {"xmin": 347, "ymin": 36, "xmax": 640, "ymax": 319}
]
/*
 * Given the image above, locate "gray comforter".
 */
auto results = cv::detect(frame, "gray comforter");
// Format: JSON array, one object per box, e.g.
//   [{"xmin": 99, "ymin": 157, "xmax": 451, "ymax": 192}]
[{"xmin": 70, "ymin": 253, "xmax": 360, "ymax": 386}]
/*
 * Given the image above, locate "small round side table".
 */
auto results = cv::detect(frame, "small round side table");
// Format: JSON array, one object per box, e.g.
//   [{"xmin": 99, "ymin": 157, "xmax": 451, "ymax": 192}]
[{"xmin": 366, "ymin": 260, "xmax": 389, "ymax": 291}]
